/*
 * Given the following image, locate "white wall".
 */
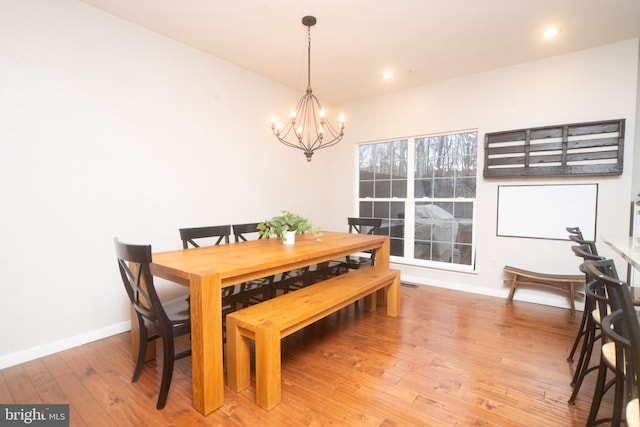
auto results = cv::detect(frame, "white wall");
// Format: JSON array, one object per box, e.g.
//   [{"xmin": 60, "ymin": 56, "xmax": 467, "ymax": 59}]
[
  {"xmin": 337, "ymin": 39, "xmax": 640, "ymax": 307},
  {"xmin": 1, "ymin": 0, "xmax": 638, "ymax": 368},
  {"xmin": 0, "ymin": 0, "xmax": 330, "ymax": 368}
]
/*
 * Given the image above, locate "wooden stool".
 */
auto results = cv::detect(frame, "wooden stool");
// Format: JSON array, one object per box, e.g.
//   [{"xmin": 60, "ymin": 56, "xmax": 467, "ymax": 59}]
[{"xmin": 504, "ymin": 265, "xmax": 584, "ymax": 315}]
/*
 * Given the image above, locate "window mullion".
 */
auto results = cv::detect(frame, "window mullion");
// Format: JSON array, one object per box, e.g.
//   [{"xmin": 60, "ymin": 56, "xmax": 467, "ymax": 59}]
[{"xmin": 404, "ymin": 139, "xmax": 416, "ymax": 259}]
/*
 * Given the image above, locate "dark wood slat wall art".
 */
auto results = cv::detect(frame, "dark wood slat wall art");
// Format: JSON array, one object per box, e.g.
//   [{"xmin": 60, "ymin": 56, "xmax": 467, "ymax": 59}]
[{"xmin": 483, "ymin": 119, "xmax": 625, "ymax": 178}]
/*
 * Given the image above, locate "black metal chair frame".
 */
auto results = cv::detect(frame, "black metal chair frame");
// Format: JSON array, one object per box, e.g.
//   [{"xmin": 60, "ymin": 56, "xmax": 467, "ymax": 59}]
[
  {"xmin": 567, "ymin": 244, "xmax": 606, "ymax": 406},
  {"xmin": 566, "ymin": 226, "xmax": 584, "ymax": 240},
  {"xmin": 581, "ymin": 260, "xmax": 627, "ymax": 426},
  {"xmin": 599, "ymin": 280, "xmax": 640, "ymax": 427},
  {"xmin": 569, "ymin": 234, "xmax": 599, "ymax": 256}
]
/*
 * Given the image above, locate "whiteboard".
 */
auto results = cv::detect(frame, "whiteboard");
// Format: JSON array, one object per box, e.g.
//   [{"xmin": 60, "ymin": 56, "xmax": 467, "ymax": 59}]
[{"xmin": 497, "ymin": 184, "xmax": 598, "ymax": 240}]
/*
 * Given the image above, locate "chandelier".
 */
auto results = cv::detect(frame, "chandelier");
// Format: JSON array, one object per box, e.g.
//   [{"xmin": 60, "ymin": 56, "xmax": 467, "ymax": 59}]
[{"xmin": 270, "ymin": 16, "xmax": 345, "ymax": 162}]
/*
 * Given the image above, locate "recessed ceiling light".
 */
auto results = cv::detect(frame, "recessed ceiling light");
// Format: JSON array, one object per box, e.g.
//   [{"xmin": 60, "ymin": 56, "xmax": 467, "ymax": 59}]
[
  {"xmin": 542, "ymin": 27, "xmax": 560, "ymax": 38},
  {"xmin": 383, "ymin": 71, "xmax": 394, "ymax": 79}
]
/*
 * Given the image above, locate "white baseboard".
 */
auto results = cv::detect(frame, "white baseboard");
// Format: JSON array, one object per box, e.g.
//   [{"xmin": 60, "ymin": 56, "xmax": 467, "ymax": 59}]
[
  {"xmin": 0, "ymin": 321, "xmax": 131, "ymax": 369},
  {"xmin": 400, "ymin": 272, "xmax": 584, "ymax": 313}
]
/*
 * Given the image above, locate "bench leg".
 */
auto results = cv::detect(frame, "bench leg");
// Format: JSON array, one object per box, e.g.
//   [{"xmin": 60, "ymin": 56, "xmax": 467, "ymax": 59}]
[
  {"xmin": 255, "ymin": 320, "xmax": 281, "ymax": 410},
  {"xmin": 506, "ymin": 275, "xmax": 518, "ymax": 302},
  {"xmin": 226, "ymin": 316, "xmax": 251, "ymax": 392},
  {"xmin": 385, "ymin": 273, "xmax": 400, "ymax": 317},
  {"xmin": 364, "ymin": 292, "xmax": 377, "ymax": 312},
  {"xmin": 569, "ymin": 282, "xmax": 576, "ymax": 316}
]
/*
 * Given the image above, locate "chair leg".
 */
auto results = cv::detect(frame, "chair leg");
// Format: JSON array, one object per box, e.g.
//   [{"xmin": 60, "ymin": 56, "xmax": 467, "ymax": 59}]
[
  {"xmin": 569, "ymin": 317, "xmax": 598, "ymax": 404},
  {"xmin": 132, "ymin": 324, "xmax": 148, "ymax": 383},
  {"xmin": 156, "ymin": 335, "xmax": 175, "ymax": 410},
  {"xmin": 567, "ymin": 305, "xmax": 589, "ymax": 362},
  {"xmin": 611, "ymin": 371, "xmax": 625, "ymax": 427},
  {"xmin": 586, "ymin": 359, "xmax": 609, "ymax": 426},
  {"xmin": 573, "ymin": 319, "xmax": 596, "ymax": 386}
]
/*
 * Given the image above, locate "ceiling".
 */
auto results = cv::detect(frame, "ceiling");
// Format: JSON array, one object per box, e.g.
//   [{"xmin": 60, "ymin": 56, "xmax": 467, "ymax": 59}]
[{"xmin": 78, "ymin": 0, "xmax": 640, "ymax": 105}]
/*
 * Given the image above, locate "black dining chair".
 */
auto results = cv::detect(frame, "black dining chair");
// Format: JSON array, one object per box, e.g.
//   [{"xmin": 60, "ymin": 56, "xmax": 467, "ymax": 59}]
[
  {"xmin": 335, "ymin": 217, "xmax": 383, "ymax": 273},
  {"xmin": 114, "ymin": 238, "xmax": 191, "ymax": 409},
  {"xmin": 179, "ymin": 224, "xmax": 250, "ymax": 312},
  {"xmin": 603, "ymin": 308, "xmax": 640, "ymax": 427},
  {"xmin": 567, "ymin": 245, "xmax": 607, "ymax": 406},
  {"xmin": 231, "ymin": 222, "xmax": 280, "ymax": 302},
  {"xmin": 582, "ymin": 260, "xmax": 637, "ymax": 426},
  {"xmin": 566, "ymin": 226, "xmax": 584, "ymax": 240},
  {"xmin": 569, "ymin": 234, "xmax": 599, "ymax": 256},
  {"xmin": 179, "ymin": 225, "xmax": 231, "ymax": 248},
  {"xmin": 232, "ymin": 222, "xmax": 261, "ymax": 243},
  {"xmin": 233, "ymin": 222, "xmax": 312, "ymax": 295}
]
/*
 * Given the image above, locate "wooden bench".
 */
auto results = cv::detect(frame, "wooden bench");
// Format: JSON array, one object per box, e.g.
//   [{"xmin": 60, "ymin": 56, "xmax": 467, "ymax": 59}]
[
  {"xmin": 226, "ymin": 267, "xmax": 401, "ymax": 410},
  {"xmin": 504, "ymin": 265, "xmax": 584, "ymax": 315}
]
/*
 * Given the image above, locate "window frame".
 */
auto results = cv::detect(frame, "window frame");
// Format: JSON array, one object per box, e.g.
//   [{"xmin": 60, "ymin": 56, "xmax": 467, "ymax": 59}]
[{"xmin": 355, "ymin": 130, "xmax": 478, "ymax": 273}]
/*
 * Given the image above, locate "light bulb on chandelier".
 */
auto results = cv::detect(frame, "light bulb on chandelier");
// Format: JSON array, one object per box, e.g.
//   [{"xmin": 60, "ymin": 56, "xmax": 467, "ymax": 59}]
[{"xmin": 270, "ymin": 16, "xmax": 345, "ymax": 162}]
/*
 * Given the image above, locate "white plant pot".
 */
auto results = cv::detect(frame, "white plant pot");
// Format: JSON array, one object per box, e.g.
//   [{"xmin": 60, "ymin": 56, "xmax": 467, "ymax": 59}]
[{"xmin": 283, "ymin": 231, "xmax": 296, "ymax": 245}]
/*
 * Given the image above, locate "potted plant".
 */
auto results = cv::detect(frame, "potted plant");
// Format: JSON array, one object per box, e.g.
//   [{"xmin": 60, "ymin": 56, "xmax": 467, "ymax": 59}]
[{"xmin": 257, "ymin": 211, "xmax": 318, "ymax": 244}]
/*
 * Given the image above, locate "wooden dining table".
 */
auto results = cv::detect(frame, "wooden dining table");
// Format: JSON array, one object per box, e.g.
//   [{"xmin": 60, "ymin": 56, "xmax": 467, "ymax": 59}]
[{"xmin": 149, "ymin": 231, "xmax": 391, "ymax": 415}]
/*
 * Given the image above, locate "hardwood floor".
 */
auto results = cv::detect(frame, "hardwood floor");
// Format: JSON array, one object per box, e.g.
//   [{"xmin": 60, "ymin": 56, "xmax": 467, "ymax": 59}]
[{"xmin": 2, "ymin": 284, "xmax": 609, "ymax": 426}]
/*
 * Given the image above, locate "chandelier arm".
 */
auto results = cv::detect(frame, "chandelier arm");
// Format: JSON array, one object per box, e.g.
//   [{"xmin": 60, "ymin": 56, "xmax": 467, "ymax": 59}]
[
  {"xmin": 320, "ymin": 120, "xmax": 344, "ymax": 139},
  {"xmin": 307, "ymin": 93, "xmax": 344, "ymax": 151}
]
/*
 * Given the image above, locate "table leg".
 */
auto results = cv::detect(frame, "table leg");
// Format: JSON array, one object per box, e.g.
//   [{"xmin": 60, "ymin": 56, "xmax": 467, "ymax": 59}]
[
  {"xmin": 375, "ymin": 237, "xmax": 391, "ymax": 305},
  {"xmin": 190, "ymin": 274, "xmax": 224, "ymax": 415},
  {"xmin": 374, "ymin": 237, "xmax": 390, "ymax": 270}
]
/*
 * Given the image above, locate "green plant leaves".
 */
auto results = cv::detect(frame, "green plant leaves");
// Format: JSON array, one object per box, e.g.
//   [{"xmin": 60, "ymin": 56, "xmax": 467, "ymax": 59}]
[{"xmin": 257, "ymin": 211, "xmax": 316, "ymax": 239}]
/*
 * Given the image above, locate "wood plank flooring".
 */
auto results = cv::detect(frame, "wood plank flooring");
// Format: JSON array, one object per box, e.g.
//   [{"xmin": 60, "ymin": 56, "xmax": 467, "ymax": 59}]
[{"xmin": 2, "ymin": 284, "xmax": 609, "ymax": 426}]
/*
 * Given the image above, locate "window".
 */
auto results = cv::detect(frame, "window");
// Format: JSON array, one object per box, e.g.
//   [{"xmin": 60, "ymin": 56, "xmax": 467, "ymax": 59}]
[{"xmin": 358, "ymin": 131, "xmax": 477, "ymax": 269}]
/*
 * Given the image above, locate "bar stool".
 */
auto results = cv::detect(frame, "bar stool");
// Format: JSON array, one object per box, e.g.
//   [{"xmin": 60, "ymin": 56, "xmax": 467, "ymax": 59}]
[
  {"xmin": 567, "ymin": 244, "xmax": 606, "ymax": 405},
  {"xmin": 583, "ymin": 260, "xmax": 638, "ymax": 426}
]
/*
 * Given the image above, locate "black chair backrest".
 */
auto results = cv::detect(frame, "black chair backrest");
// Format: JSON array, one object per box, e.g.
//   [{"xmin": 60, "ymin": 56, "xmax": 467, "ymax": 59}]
[
  {"xmin": 232, "ymin": 223, "xmax": 261, "ymax": 242},
  {"xmin": 590, "ymin": 266, "xmax": 640, "ymax": 403},
  {"xmin": 601, "ymin": 309, "xmax": 640, "ymax": 404},
  {"xmin": 114, "ymin": 238, "xmax": 168, "ymax": 326},
  {"xmin": 348, "ymin": 217, "xmax": 382, "ymax": 235},
  {"xmin": 569, "ymin": 234, "xmax": 599, "ymax": 255},
  {"xmin": 179, "ymin": 225, "xmax": 231, "ymax": 248},
  {"xmin": 581, "ymin": 259, "xmax": 620, "ymax": 328},
  {"xmin": 566, "ymin": 226, "xmax": 584, "ymax": 240},
  {"xmin": 572, "ymin": 247, "xmax": 605, "ymax": 314},
  {"xmin": 582, "ymin": 258, "xmax": 618, "ymax": 282},
  {"xmin": 571, "ymin": 244, "xmax": 603, "ymax": 261}
]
